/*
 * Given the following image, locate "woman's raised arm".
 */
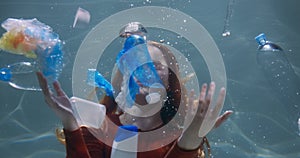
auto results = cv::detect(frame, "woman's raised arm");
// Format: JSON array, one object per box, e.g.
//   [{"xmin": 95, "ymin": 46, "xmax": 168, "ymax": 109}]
[{"xmin": 36, "ymin": 72, "xmax": 79, "ymax": 131}]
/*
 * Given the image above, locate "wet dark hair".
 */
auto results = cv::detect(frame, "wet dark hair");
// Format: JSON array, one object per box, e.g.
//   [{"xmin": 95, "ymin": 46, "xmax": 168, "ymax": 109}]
[{"xmin": 100, "ymin": 41, "xmax": 184, "ymax": 125}]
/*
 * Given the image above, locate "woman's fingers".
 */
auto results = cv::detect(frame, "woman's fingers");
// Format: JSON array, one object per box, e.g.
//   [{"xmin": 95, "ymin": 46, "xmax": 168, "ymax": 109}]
[
  {"xmin": 188, "ymin": 89, "xmax": 195, "ymax": 110},
  {"xmin": 216, "ymin": 87, "xmax": 226, "ymax": 105},
  {"xmin": 196, "ymin": 83, "xmax": 210, "ymax": 119},
  {"xmin": 197, "ymin": 82, "xmax": 215, "ymax": 116},
  {"xmin": 185, "ymin": 82, "xmax": 232, "ymax": 137},
  {"xmin": 36, "ymin": 72, "xmax": 77, "ymax": 131},
  {"xmin": 214, "ymin": 110, "xmax": 233, "ymax": 128},
  {"xmin": 199, "ymin": 83, "xmax": 207, "ymax": 101},
  {"xmin": 211, "ymin": 87, "xmax": 226, "ymax": 118},
  {"xmin": 36, "ymin": 72, "xmax": 57, "ymax": 105},
  {"xmin": 37, "ymin": 72, "xmax": 67, "ymax": 98},
  {"xmin": 53, "ymin": 81, "xmax": 66, "ymax": 97},
  {"xmin": 36, "ymin": 72, "xmax": 51, "ymax": 96},
  {"xmin": 205, "ymin": 82, "xmax": 215, "ymax": 104}
]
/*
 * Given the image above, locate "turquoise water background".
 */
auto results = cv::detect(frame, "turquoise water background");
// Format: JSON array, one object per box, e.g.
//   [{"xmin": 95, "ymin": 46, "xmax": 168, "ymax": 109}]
[{"xmin": 0, "ymin": 0, "xmax": 300, "ymax": 157}]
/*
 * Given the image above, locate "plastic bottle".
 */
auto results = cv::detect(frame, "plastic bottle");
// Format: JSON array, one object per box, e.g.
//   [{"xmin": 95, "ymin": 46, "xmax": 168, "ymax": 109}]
[
  {"xmin": 298, "ymin": 118, "xmax": 300, "ymax": 136},
  {"xmin": 119, "ymin": 22, "xmax": 147, "ymax": 39},
  {"xmin": 255, "ymin": 33, "xmax": 300, "ymax": 126},
  {"xmin": 0, "ymin": 61, "xmax": 41, "ymax": 91},
  {"xmin": 36, "ymin": 41, "xmax": 64, "ymax": 83},
  {"xmin": 111, "ymin": 125, "xmax": 138, "ymax": 158},
  {"xmin": 298, "ymin": 117, "xmax": 300, "ymax": 136},
  {"xmin": 116, "ymin": 35, "xmax": 163, "ymax": 106},
  {"xmin": 0, "ymin": 18, "xmax": 64, "ymax": 83},
  {"xmin": 87, "ymin": 69, "xmax": 114, "ymax": 97}
]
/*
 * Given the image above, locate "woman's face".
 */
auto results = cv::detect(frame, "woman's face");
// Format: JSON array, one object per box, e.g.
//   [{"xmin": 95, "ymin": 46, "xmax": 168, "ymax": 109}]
[
  {"xmin": 134, "ymin": 45, "xmax": 169, "ymax": 104},
  {"xmin": 119, "ymin": 45, "xmax": 170, "ymax": 127},
  {"xmin": 147, "ymin": 45, "xmax": 169, "ymax": 88},
  {"xmin": 114, "ymin": 43, "xmax": 170, "ymax": 106}
]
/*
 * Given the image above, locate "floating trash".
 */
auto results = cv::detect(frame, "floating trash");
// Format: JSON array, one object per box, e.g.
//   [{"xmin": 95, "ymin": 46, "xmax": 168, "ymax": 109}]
[
  {"xmin": 222, "ymin": 0, "xmax": 235, "ymax": 37},
  {"xmin": 73, "ymin": 7, "xmax": 91, "ymax": 28},
  {"xmin": 0, "ymin": 61, "xmax": 41, "ymax": 91},
  {"xmin": 0, "ymin": 18, "xmax": 64, "ymax": 83},
  {"xmin": 298, "ymin": 118, "xmax": 300, "ymax": 136},
  {"xmin": 87, "ymin": 69, "xmax": 114, "ymax": 97}
]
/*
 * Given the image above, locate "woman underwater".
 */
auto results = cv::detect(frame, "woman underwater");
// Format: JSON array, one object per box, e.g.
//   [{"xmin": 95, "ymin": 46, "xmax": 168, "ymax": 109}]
[{"xmin": 36, "ymin": 23, "xmax": 233, "ymax": 158}]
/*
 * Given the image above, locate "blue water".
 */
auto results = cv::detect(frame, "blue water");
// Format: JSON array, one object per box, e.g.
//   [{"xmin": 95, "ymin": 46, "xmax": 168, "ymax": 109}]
[{"xmin": 0, "ymin": 0, "xmax": 300, "ymax": 157}]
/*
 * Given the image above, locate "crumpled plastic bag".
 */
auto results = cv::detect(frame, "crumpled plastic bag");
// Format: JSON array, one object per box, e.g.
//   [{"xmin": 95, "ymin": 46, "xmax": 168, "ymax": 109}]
[{"xmin": 0, "ymin": 18, "xmax": 64, "ymax": 82}]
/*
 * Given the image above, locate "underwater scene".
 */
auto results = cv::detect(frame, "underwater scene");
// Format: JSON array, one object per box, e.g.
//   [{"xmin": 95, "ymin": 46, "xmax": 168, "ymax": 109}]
[{"xmin": 0, "ymin": 0, "xmax": 299, "ymax": 158}]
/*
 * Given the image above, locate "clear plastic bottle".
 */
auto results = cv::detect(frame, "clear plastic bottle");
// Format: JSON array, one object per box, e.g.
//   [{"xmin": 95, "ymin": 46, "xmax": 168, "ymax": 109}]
[
  {"xmin": 119, "ymin": 22, "xmax": 147, "ymax": 39},
  {"xmin": 0, "ymin": 61, "xmax": 41, "ymax": 91},
  {"xmin": 255, "ymin": 33, "xmax": 300, "ymax": 127},
  {"xmin": 115, "ymin": 35, "xmax": 164, "ymax": 107}
]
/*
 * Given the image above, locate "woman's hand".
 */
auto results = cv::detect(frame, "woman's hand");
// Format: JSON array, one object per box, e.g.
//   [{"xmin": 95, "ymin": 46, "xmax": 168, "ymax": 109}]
[
  {"xmin": 177, "ymin": 82, "xmax": 233, "ymax": 150},
  {"xmin": 36, "ymin": 72, "xmax": 79, "ymax": 131}
]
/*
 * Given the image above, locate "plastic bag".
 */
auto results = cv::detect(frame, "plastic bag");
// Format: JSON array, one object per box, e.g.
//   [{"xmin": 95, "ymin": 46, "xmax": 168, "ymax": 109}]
[{"xmin": 0, "ymin": 18, "xmax": 64, "ymax": 82}]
